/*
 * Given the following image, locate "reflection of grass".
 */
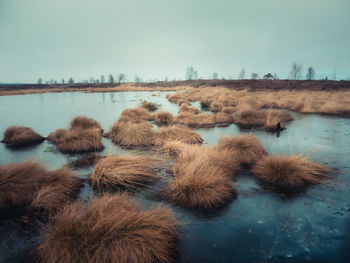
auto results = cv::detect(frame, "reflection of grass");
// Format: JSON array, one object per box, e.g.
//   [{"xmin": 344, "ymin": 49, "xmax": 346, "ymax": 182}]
[{"xmin": 37, "ymin": 194, "xmax": 178, "ymax": 263}]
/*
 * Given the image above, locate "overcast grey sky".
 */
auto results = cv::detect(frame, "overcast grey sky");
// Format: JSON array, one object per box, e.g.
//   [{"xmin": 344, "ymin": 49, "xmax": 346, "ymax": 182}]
[{"xmin": 0, "ymin": 0, "xmax": 349, "ymax": 83}]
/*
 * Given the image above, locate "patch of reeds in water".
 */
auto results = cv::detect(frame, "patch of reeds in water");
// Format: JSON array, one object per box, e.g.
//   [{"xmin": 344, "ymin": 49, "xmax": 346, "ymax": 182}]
[{"xmin": 1, "ymin": 126, "xmax": 45, "ymax": 149}]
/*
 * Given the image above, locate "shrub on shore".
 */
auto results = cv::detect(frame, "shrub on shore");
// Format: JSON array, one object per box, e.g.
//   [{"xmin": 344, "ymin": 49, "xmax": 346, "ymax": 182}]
[
  {"xmin": 90, "ymin": 155, "xmax": 158, "ymax": 191},
  {"xmin": 252, "ymin": 155, "xmax": 331, "ymax": 190},
  {"xmin": 154, "ymin": 125, "xmax": 203, "ymax": 146},
  {"xmin": 218, "ymin": 134, "xmax": 267, "ymax": 166},
  {"xmin": 152, "ymin": 111, "xmax": 174, "ymax": 126},
  {"xmin": 36, "ymin": 194, "xmax": 178, "ymax": 263},
  {"xmin": 1, "ymin": 126, "xmax": 45, "ymax": 148},
  {"xmin": 0, "ymin": 161, "xmax": 81, "ymax": 212}
]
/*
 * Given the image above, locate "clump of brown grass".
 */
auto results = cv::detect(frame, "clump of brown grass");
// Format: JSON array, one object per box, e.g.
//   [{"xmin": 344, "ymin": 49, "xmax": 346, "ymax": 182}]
[
  {"xmin": 164, "ymin": 155, "xmax": 236, "ymax": 209},
  {"xmin": 221, "ymin": 106, "xmax": 236, "ymax": 114},
  {"xmin": 108, "ymin": 121, "xmax": 155, "ymax": 148},
  {"xmin": 47, "ymin": 129, "xmax": 67, "ymax": 144},
  {"xmin": 0, "ymin": 162, "xmax": 81, "ymax": 212},
  {"xmin": 161, "ymin": 140, "xmax": 190, "ymax": 156},
  {"xmin": 90, "ymin": 155, "xmax": 158, "ymax": 191},
  {"xmin": 120, "ymin": 107, "xmax": 152, "ymax": 122},
  {"xmin": 214, "ymin": 112, "xmax": 234, "ymax": 124},
  {"xmin": 252, "ymin": 155, "xmax": 331, "ymax": 190},
  {"xmin": 233, "ymin": 107, "xmax": 267, "ymax": 129},
  {"xmin": 37, "ymin": 193, "xmax": 178, "ymax": 263},
  {"xmin": 218, "ymin": 134, "xmax": 267, "ymax": 165},
  {"xmin": 152, "ymin": 111, "xmax": 174, "ymax": 126},
  {"xmin": 210, "ymin": 101, "xmax": 223, "ymax": 112},
  {"xmin": 1, "ymin": 126, "xmax": 45, "ymax": 148},
  {"xmin": 174, "ymin": 112, "xmax": 216, "ymax": 128},
  {"xmin": 154, "ymin": 125, "xmax": 203, "ymax": 146},
  {"xmin": 179, "ymin": 103, "xmax": 200, "ymax": 114},
  {"xmin": 264, "ymin": 109, "xmax": 294, "ymax": 132},
  {"xmin": 139, "ymin": 101, "xmax": 160, "ymax": 112},
  {"xmin": 70, "ymin": 116, "xmax": 102, "ymax": 131}
]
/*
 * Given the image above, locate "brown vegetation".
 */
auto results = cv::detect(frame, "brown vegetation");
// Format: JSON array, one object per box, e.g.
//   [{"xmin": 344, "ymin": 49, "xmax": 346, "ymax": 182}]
[
  {"xmin": 90, "ymin": 155, "xmax": 158, "ymax": 191},
  {"xmin": 179, "ymin": 103, "xmax": 200, "ymax": 114},
  {"xmin": 154, "ymin": 125, "xmax": 203, "ymax": 146},
  {"xmin": 120, "ymin": 107, "xmax": 152, "ymax": 122},
  {"xmin": 252, "ymin": 155, "xmax": 331, "ymax": 190},
  {"xmin": 0, "ymin": 161, "xmax": 81, "ymax": 212},
  {"xmin": 233, "ymin": 107, "xmax": 267, "ymax": 129},
  {"xmin": 70, "ymin": 115, "xmax": 102, "ymax": 131},
  {"xmin": 264, "ymin": 109, "xmax": 294, "ymax": 132},
  {"xmin": 218, "ymin": 134, "xmax": 267, "ymax": 165},
  {"xmin": 1, "ymin": 126, "xmax": 45, "ymax": 148},
  {"xmin": 152, "ymin": 111, "xmax": 174, "ymax": 126},
  {"xmin": 36, "ymin": 193, "xmax": 178, "ymax": 263},
  {"xmin": 174, "ymin": 112, "xmax": 216, "ymax": 128}
]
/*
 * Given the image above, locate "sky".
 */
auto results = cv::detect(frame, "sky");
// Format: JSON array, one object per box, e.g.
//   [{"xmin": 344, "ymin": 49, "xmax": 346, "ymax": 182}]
[{"xmin": 0, "ymin": 0, "xmax": 349, "ymax": 83}]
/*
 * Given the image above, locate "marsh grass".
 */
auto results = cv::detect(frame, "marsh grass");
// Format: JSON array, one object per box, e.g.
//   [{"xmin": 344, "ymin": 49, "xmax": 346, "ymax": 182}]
[
  {"xmin": 174, "ymin": 112, "xmax": 216, "ymax": 128},
  {"xmin": 1, "ymin": 126, "xmax": 45, "ymax": 148},
  {"xmin": 264, "ymin": 109, "xmax": 293, "ymax": 132},
  {"xmin": 139, "ymin": 101, "xmax": 160, "ymax": 112},
  {"xmin": 36, "ymin": 194, "xmax": 178, "ymax": 263},
  {"xmin": 154, "ymin": 125, "xmax": 203, "ymax": 146},
  {"xmin": 179, "ymin": 103, "xmax": 200, "ymax": 114},
  {"xmin": 152, "ymin": 111, "xmax": 174, "ymax": 126},
  {"xmin": 252, "ymin": 155, "xmax": 331, "ymax": 190},
  {"xmin": 90, "ymin": 155, "xmax": 159, "ymax": 191}
]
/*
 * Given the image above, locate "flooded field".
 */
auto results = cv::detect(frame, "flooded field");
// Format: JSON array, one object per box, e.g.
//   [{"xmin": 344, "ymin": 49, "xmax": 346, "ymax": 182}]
[{"xmin": 1, "ymin": 91, "xmax": 350, "ymax": 263}]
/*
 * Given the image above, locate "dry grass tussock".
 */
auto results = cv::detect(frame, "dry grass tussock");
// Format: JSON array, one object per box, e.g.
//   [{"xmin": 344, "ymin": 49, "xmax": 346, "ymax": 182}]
[
  {"xmin": 0, "ymin": 161, "xmax": 81, "ymax": 213},
  {"xmin": 214, "ymin": 112, "xmax": 234, "ymax": 124},
  {"xmin": 179, "ymin": 103, "xmax": 200, "ymax": 114},
  {"xmin": 1, "ymin": 126, "xmax": 45, "ymax": 148},
  {"xmin": 265, "ymin": 109, "xmax": 293, "ymax": 132},
  {"xmin": 48, "ymin": 116, "xmax": 103, "ymax": 153},
  {"xmin": 252, "ymin": 155, "xmax": 331, "ymax": 190},
  {"xmin": 174, "ymin": 112, "xmax": 216, "ymax": 128},
  {"xmin": 218, "ymin": 134, "xmax": 267, "ymax": 165},
  {"xmin": 167, "ymin": 87, "xmax": 350, "ymax": 118},
  {"xmin": 108, "ymin": 121, "xmax": 155, "ymax": 148},
  {"xmin": 37, "ymin": 193, "xmax": 178, "ymax": 263},
  {"xmin": 152, "ymin": 111, "xmax": 174, "ymax": 126},
  {"xmin": 164, "ymin": 144, "xmax": 239, "ymax": 209},
  {"xmin": 233, "ymin": 106, "xmax": 267, "ymax": 129},
  {"xmin": 154, "ymin": 125, "xmax": 203, "ymax": 146},
  {"xmin": 90, "ymin": 155, "xmax": 159, "ymax": 191},
  {"xmin": 120, "ymin": 107, "xmax": 152, "ymax": 122}
]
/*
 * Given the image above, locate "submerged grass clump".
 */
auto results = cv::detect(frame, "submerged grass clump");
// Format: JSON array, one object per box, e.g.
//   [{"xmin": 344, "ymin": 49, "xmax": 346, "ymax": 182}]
[
  {"xmin": 252, "ymin": 155, "xmax": 331, "ymax": 190},
  {"xmin": 1, "ymin": 126, "xmax": 45, "ymax": 148},
  {"xmin": 37, "ymin": 194, "xmax": 178, "ymax": 263},
  {"xmin": 0, "ymin": 161, "xmax": 81, "ymax": 213},
  {"xmin": 90, "ymin": 155, "xmax": 158, "ymax": 191},
  {"xmin": 139, "ymin": 100, "xmax": 160, "ymax": 112},
  {"xmin": 218, "ymin": 134, "xmax": 267, "ymax": 166}
]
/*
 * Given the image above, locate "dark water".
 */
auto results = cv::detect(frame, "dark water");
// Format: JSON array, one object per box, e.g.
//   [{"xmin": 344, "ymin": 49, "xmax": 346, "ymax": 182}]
[{"xmin": 0, "ymin": 92, "xmax": 350, "ymax": 263}]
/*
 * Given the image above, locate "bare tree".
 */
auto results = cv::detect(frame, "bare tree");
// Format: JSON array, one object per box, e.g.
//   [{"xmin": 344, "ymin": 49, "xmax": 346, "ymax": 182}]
[
  {"xmin": 37, "ymin": 78, "xmax": 42, "ymax": 84},
  {"xmin": 251, "ymin": 73, "xmax": 258, "ymax": 79},
  {"xmin": 239, "ymin": 69, "xmax": 245, "ymax": 80},
  {"xmin": 117, "ymin": 73, "xmax": 126, "ymax": 85},
  {"xmin": 212, "ymin": 72, "xmax": 218, "ymax": 80},
  {"xmin": 134, "ymin": 75, "xmax": 141, "ymax": 82},
  {"xmin": 62, "ymin": 78, "xmax": 65, "ymax": 84},
  {"xmin": 290, "ymin": 63, "xmax": 303, "ymax": 80},
  {"xmin": 263, "ymin": 73, "xmax": 273, "ymax": 79},
  {"xmin": 306, "ymin": 66, "xmax": 315, "ymax": 80},
  {"xmin": 185, "ymin": 67, "xmax": 198, "ymax": 80},
  {"xmin": 108, "ymin": 74, "xmax": 114, "ymax": 84},
  {"xmin": 68, "ymin": 77, "xmax": 74, "ymax": 84},
  {"xmin": 100, "ymin": 75, "xmax": 105, "ymax": 83}
]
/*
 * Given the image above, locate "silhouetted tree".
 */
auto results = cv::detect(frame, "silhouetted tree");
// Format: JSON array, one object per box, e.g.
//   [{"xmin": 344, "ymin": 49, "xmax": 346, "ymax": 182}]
[
  {"xmin": 290, "ymin": 62, "xmax": 303, "ymax": 88},
  {"xmin": 134, "ymin": 75, "xmax": 141, "ymax": 82},
  {"xmin": 62, "ymin": 78, "xmax": 65, "ymax": 84},
  {"xmin": 100, "ymin": 75, "xmax": 105, "ymax": 83},
  {"xmin": 212, "ymin": 72, "xmax": 218, "ymax": 80},
  {"xmin": 37, "ymin": 78, "xmax": 42, "ymax": 84},
  {"xmin": 185, "ymin": 67, "xmax": 198, "ymax": 80},
  {"xmin": 251, "ymin": 73, "xmax": 258, "ymax": 79},
  {"xmin": 108, "ymin": 74, "xmax": 114, "ymax": 84},
  {"xmin": 68, "ymin": 77, "xmax": 74, "ymax": 84},
  {"xmin": 263, "ymin": 73, "xmax": 274, "ymax": 79},
  {"xmin": 306, "ymin": 66, "xmax": 315, "ymax": 80},
  {"xmin": 239, "ymin": 69, "xmax": 245, "ymax": 80},
  {"xmin": 117, "ymin": 73, "xmax": 126, "ymax": 85}
]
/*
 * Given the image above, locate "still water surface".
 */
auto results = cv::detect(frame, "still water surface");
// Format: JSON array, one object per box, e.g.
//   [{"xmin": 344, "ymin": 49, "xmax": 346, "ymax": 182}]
[{"xmin": 0, "ymin": 91, "xmax": 349, "ymax": 263}]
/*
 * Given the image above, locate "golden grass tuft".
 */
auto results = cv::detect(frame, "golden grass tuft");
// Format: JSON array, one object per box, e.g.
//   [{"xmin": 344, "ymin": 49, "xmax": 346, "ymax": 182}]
[
  {"xmin": 70, "ymin": 116, "xmax": 102, "ymax": 131},
  {"xmin": 152, "ymin": 111, "xmax": 174, "ymax": 126},
  {"xmin": 0, "ymin": 162, "xmax": 81, "ymax": 211},
  {"xmin": 108, "ymin": 121, "xmax": 155, "ymax": 148},
  {"xmin": 179, "ymin": 103, "xmax": 200, "ymax": 114},
  {"xmin": 47, "ymin": 128, "xmax": 67, "ymax": 144},
  {"xmin": 120, "ymin": 107, "xmax": 152, "ymax": 122},
  {"xmin": 221, "ymin": 106, "xmax": 236, "ymax": 114},
  {"xmin": 90, "ymin": 155, "xmax": 158, "ymax": 191},
  {"xmin": 1, "ymin": 126, "xmax": 45, "ymax": 148},
  {"xmin": 161, "ymin": 140, "xmax": 190, "ymax": 156},
  {"xmin": 210, "ymin": 101, "xmax": 223, "ymax": 112},
  {"xmin": 37, "ymin": 194, "xmax": 178, "ymax": 263},
  {"xmin": 154, "ymin": 125, "xmax": 203, "ymax": 146},
  {"xmin": 174, "ymin": 112, "xmax": 216, "ymax": 128},
  {"xmin": 233, "ymin": 107, "xmax": 267, "ymax": 128},
  {"xmin": 214, "ymin": 112, "xmax": 234, "ymax": 124},
  {"xmin": 264, "ymin": 109, "xmax": 294, "ymax": 132},
  {"xmin": 252, "ymin": 155, "xmax": 331, "ymax": 190},
  {"xmin": 218, "ymin": 134, "xmax": 267, "ymax": 165}
]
